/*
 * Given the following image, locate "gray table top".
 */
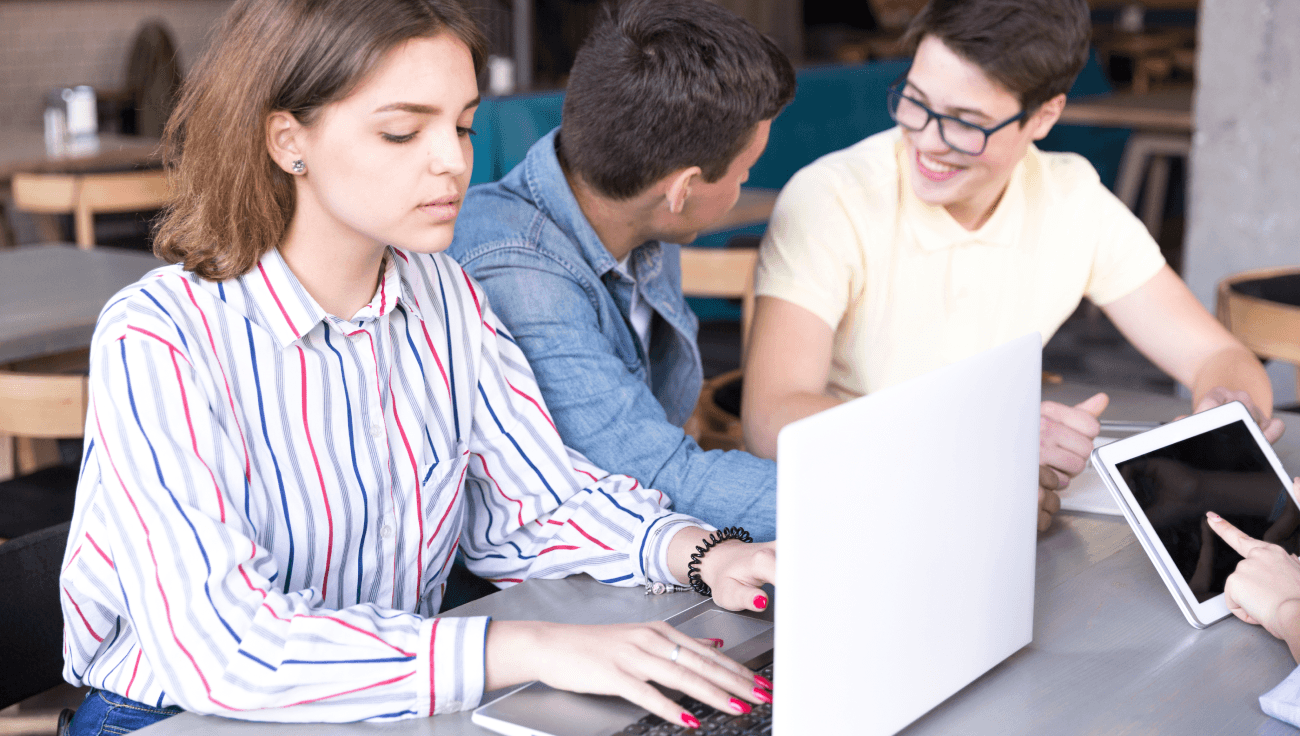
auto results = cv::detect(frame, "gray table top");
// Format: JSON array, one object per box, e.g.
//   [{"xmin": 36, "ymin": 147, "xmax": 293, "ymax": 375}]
[
  {"xmin": 0, "ymin": 244, "xmax": 161, "ymax": 364},
  {"xmin": 138, "ymin": 385, "xmax": 1300, "ymax": 735}
]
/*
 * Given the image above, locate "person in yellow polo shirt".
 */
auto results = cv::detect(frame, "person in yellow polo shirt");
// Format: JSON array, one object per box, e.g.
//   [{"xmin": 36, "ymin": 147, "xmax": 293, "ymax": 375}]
[{"xmin": 743, "ymin": 0, "xmax": 1283, "ymax": 530}]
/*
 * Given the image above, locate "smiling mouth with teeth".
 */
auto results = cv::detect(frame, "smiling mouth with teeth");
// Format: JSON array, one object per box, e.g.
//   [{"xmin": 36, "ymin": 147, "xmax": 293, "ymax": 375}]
[{"xmin": 916, "ymin": 149, "xmax": 963, "ymax": 182}]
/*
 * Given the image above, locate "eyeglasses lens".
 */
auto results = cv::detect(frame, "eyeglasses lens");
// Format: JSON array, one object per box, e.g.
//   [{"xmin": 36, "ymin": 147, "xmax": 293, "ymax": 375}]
[{"xmin": 889, "ymin": 93, "xmax": 986, "ymax": 155}]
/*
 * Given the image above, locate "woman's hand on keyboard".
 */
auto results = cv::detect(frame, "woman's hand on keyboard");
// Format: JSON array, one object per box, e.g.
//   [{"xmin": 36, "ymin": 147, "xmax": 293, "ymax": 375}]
[{"xmin": 485, "ymin": 620, "xmax": 770, "ymax": 728}]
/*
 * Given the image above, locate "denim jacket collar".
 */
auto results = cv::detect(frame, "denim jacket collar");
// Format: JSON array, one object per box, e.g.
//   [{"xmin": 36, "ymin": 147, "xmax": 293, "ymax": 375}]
[{"xmin": 524, "ymin": 129, "xmax": 622, "ymax": 279}]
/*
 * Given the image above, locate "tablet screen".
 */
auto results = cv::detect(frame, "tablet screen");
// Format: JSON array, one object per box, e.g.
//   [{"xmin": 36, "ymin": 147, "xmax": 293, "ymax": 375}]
[{"xmin": 1116, "ymin": 419, "xmax": 1298, "ymax": 603}]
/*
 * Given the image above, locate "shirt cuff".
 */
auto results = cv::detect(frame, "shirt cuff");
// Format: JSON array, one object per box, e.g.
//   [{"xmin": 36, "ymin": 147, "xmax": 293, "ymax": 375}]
[
  {"xmin": 419, "ymin": 615, "xmax": 491, "ymax": 715},
  {"xmin": 642, "ymin": 514, "xmax": 712, "ymax": 588},
  {"xmin": 1260, "ymin": 664, "xmax": 1300, "ymax": 727}
]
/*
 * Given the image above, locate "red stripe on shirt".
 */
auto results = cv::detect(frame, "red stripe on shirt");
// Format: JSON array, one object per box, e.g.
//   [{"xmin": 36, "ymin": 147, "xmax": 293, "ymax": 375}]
[
  {"xmin": 506, "ymin": 380, "xmax": 556, "ymax": 432},
  {"xmin": 179, "ymin": 276, "xmax": 251, "ymax": 482},
  {"xmin": 477, "ymin": 453, "xmax": 525, "ymax": 527},
  {"xmin": 390, "ymin": 373, "xmax": 425, "ymax": 587},
  {"xmin": 127, "ymin": 326, "xmax": 189, "ymax": 362},
  {"xmin": 64, "ymin": 588, "xmax": 103, "ymax": 641},
  {"xmin": 85, "ymin": 533, "xmax": 115, "ymax": 569},
  {"xmin": 125, "ymin": 650, "xmax": 143, "ymax": 699},
  {"xmin": 428, "ymin": 618, "xmax": 439, "ymax": 715},
  {"xmin": 283, "ymin": 671, "xmax": 415, "ymax": 708},
  {"xmin": 258, "ymin": 262, "xmax": 299, "ymax": 336},
  {"xmin": 297, "ymin": 347, "xmax": 334, "ymax": 598},
  {"xmin": 427, "ymin": 462, "xmax": 469, "ymax": 548},
  {"xmin": 94, "ymin": 406, "xmax": 239, "ymax": 711},
  {"xmin": 568, "ymin": 520, "xmax": 614, "ymax": 551},
  {"xmin": 171, "ymin": 347, "xmax": 226, "ymax": 523}
]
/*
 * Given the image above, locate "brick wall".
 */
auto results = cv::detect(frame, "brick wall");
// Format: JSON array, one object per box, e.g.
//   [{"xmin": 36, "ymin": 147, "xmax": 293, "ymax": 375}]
[{"xmin": 0, "ymin": 0, "xmax": 233, "ymax": 129}]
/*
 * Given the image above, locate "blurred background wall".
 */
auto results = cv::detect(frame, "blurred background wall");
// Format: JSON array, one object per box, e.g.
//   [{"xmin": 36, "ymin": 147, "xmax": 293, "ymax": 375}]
[
  {"xmin": 1186, "ymin": 0, "xmax": 1300, "ymax": 404},
  {"xmin": 0, "ymin": 1, "xmax": 230, "ymax": 129}
]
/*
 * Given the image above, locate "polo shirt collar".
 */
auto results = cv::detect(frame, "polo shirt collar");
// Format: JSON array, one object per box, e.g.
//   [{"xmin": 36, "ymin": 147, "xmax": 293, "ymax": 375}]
[
  {"xmin": 523, "ymin": 127, "xmax": 624, "ymax": 278},
  {"xmin": 897, "ymin": 137, "xmax": 1029, "ymax": 251},
  {"xmin": 244, "ymin": 246, "xmax": 411, "ymax": 348}
]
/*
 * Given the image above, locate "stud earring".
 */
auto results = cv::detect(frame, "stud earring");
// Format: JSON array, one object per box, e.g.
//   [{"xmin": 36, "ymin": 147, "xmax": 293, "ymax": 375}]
[{"xmin": 291, "ymin": 159, "xmax": 306, "ymax": 174}]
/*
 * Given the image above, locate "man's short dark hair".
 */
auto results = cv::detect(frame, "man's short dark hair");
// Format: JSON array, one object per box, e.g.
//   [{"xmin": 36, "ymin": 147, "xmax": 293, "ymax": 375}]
[
  {"xmin": 557, "ymin": 0, "xmax": 796, "ymax": 200},
  {"xmin": 902, "ymin": 0, "xmax": 1090, "ymax": 115}
]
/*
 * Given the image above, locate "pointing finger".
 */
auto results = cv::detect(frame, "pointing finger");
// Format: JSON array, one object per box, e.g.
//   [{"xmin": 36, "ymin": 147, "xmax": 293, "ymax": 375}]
[{"xmin": 1206, "ymin": 511, "xmax": 1266, "ymax": 558}]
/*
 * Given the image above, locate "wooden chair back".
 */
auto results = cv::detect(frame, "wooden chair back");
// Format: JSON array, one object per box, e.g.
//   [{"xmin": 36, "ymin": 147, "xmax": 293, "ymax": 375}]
[
  {"xmin": 679, "ymin": 241, "xmax": 760, "ymax": 452},
  {"xmin": 0, "ymin": 370, "xmax": 89, "ymax": 439},
  {"xmin": 1216, "ymin": 265, "xmax": 1300, "ymax": 398},
  {"xmin": 11, "ymin": 170, "xmax": 170, "ymax": 249},
  {"xmin": 679, "ymin": 245, "xmax": 759, "ymax": 348}
]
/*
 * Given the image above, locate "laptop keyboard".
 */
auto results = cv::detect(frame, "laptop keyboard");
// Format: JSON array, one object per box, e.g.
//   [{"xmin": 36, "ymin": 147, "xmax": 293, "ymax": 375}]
[{"xmin": 610, "ymin": 662, "xmax": 774, "ymax": 736}]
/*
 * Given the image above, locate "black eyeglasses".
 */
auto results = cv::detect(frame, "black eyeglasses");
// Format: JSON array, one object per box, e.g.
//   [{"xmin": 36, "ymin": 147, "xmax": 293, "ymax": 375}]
[{"xmin": 885, "ymin": 74, "xmax": 1026, "ymax": 156}]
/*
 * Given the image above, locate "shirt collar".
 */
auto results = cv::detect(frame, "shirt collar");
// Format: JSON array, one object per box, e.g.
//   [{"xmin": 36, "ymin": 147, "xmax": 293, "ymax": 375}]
[
  {"xmin": 896, "ymin": 135, "xmax": 1029, "ymax": 252},
  {"xmin": 243, "ymin": 246, "xmax": 413, "ymax": 348},
  {"xmin": 523, "ymin": 127, "xmax": 628, "ymax": 278}
]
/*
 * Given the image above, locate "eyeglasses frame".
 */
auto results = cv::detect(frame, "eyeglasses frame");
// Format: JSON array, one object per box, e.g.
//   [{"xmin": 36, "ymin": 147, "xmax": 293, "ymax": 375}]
[{"xmin": 885, "ymin": 73, "xmax": 1028, "ymax": 157}]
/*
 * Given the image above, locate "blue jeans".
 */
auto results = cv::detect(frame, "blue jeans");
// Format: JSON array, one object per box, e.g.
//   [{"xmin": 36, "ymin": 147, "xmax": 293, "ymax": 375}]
[{"xmin": 66, "ymin": 690, "xmax": 182, "ymax": 736}]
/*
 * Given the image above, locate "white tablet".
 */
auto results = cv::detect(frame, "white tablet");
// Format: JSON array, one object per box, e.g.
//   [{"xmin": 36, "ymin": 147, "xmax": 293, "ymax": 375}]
[{"xmin": 1090, "ymin": 401, "xmax": 1299, "ymax": 629}]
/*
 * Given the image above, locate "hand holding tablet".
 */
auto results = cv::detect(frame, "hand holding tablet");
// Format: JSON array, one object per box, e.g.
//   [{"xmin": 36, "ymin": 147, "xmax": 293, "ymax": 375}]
[{"xmin": 1090, "ymin": 401, "xmax": 1300, "ymax": 628}]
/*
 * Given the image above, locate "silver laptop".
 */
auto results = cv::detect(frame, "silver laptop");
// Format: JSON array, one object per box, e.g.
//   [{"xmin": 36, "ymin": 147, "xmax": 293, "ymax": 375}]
[{"xmin": 474, "ymin": 333, "xmax": 1042, "ymax": 736}]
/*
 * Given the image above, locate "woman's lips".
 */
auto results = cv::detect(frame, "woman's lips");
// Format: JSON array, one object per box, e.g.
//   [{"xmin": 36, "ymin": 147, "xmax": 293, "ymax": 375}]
[
  {"xmin": 419, "ymin": 197, "xmax": 460, "ymax": 222},
  {"xmin": 916, "ymin": 149, "xmax": 963, "ymax": 183}
]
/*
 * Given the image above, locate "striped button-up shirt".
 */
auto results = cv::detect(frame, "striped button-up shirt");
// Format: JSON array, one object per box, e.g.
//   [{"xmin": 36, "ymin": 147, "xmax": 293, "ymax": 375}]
[{"xmin": 59, "ymin": 246, "xmax": 702, "ymax": 722}]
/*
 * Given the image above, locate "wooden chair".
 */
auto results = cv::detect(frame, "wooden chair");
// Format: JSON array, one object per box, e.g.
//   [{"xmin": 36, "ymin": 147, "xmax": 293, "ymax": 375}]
[
  {"xmin": 11, "ymin": 170, "xmax": 169, "ymax": 249},
  {"xmin": 0, "ymin": 368, "xmax": 89, "ymax": 540},
  {"xmin": 1216, "ymin": 265, "xmax": 1300, "ymax": 401},
  {"xmin": 681, "ymin": 238, "xmax": 760, "ymax": 452}
]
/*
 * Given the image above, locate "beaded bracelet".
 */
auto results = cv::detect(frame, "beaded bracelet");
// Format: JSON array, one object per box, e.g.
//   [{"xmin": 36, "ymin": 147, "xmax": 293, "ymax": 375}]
[{"xmin": 686, "ymin": 526, "xmax": 753, "ymax": 597}]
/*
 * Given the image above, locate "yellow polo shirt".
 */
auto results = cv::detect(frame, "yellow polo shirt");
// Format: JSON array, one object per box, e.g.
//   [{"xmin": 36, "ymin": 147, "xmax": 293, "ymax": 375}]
[{"xmin": 755, "ymin": 127, "xmax": 1165, "ymax": 399}]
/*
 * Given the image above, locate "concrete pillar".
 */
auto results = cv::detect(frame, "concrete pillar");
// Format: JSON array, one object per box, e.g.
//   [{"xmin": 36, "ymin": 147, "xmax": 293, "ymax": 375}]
[{"xmin": 1186, "ymin": 0, "xmax": 1300, "ymax": 404}]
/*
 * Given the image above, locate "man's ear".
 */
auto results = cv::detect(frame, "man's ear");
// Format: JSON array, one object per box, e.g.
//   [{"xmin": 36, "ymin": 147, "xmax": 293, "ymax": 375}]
[
  {"xmin": 1029, "ymin": 93, "xmax": 1067, "ymax": 141},
  {"xmin": 267, "ymin": 110, "xmax": 306, "ymax": 174},
  {"xmin": 664, "ymin": 166, "xmax": 702, "ymax": 215}
]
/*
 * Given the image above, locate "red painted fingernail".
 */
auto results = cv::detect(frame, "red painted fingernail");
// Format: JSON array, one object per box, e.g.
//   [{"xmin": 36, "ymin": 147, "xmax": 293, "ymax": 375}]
[
  {"xmin": 707, "ymin": 638, "xmax": 724, "ymax": 648},
  {"xmin": 753, "ymin": 595, "xmax": 768, "ymax": 610},
  {"xmin": 753, "ymin": 687, "xmax": 773, "ymax": 704},
  {"xmin": 754, "ymin": 674, "xmax": 773, "ymax": 690},
  {"xmin": 681, "ymin": 712, "xmax": 701, "ymax": 729},
  {"xmin": 729, "ymin": 697, "xmax": 751, "ymax": 714}
]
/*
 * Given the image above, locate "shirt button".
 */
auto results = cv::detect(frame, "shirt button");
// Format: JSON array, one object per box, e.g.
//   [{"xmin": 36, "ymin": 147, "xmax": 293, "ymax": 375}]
[
  {"xmin": 370, "ymin": 421, "xmax": 384, "ymax": 438},
  {"xmin": 380, "ymin": 525, "xmax": 394, "ymax": 539}
]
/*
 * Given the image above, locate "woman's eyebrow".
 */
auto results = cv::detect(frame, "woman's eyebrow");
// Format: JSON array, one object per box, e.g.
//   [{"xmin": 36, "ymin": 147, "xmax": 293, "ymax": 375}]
[
  {"xmin": 374, "ymin": 102, "xmax": 438, "ymax": 114},
  {"xmin": 374, "ymin": 96, "xmax": 482, "ymax": 115}
]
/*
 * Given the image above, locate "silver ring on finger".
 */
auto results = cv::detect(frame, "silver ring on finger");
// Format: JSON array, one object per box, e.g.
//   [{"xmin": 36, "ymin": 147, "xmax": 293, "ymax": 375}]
[{"xmin": 669, "ymin": 644, "xmax": 682, "ymax": 663}]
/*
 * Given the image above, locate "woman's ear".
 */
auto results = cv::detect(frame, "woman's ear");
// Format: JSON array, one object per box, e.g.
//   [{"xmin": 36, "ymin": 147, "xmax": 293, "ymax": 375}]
[
  {"xmin": 1029, "ymin": 93, "xmax": 1067, "ymax": 141},
  {"xmin": 267, "ymin": 111, "xmax": 305, "ymax": 174}
]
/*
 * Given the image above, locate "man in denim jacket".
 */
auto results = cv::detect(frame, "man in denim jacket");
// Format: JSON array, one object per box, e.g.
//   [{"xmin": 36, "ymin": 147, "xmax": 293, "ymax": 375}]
[{"xmin": 448, "ymin": 0, "xmax": 795, "ymax": 540}]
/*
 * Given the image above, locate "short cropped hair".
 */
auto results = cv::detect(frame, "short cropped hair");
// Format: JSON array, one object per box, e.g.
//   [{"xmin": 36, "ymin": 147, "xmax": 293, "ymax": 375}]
[
  {"xmin": 558, "ymin": 0, "xmax": 796, "ymax": 200},
  {"xmin": 903, "ymin": 0, "xmax": 1090, "ymax": 115},
  {"xmin": 155, "ymin": 0, "xmax": 486, "ymax": 281}
]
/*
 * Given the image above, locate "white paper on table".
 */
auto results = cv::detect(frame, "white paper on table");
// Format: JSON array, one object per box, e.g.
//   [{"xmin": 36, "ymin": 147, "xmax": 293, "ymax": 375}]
[{"xmin": 1056, "ymin": 436, "xmax": 1123, "ymax": 516}]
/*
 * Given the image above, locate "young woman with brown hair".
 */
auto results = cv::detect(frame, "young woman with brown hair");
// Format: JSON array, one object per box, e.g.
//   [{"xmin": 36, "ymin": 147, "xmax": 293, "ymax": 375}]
[{"xmin": 58, "ymin": 1, "xmax": 774, "ymax": 732}]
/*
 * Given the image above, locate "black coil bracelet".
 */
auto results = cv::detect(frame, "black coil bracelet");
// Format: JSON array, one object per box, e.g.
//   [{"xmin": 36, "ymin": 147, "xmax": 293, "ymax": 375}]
[{"xmin": 686, "ymin": 526, "xmax": 753, "ymax": 597}]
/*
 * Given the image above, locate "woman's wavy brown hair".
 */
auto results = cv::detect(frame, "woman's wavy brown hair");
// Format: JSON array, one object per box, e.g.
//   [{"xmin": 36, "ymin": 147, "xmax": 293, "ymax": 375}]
[{"xmin": 155, "ymin": 0, "xmax": 486, "ymax": 280}]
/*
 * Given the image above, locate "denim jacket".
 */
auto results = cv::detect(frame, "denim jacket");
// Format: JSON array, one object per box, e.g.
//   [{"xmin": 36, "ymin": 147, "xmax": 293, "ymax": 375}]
[{"xmin": 449, "ymin": 129, "xmax": 776, "ymax": 540}]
